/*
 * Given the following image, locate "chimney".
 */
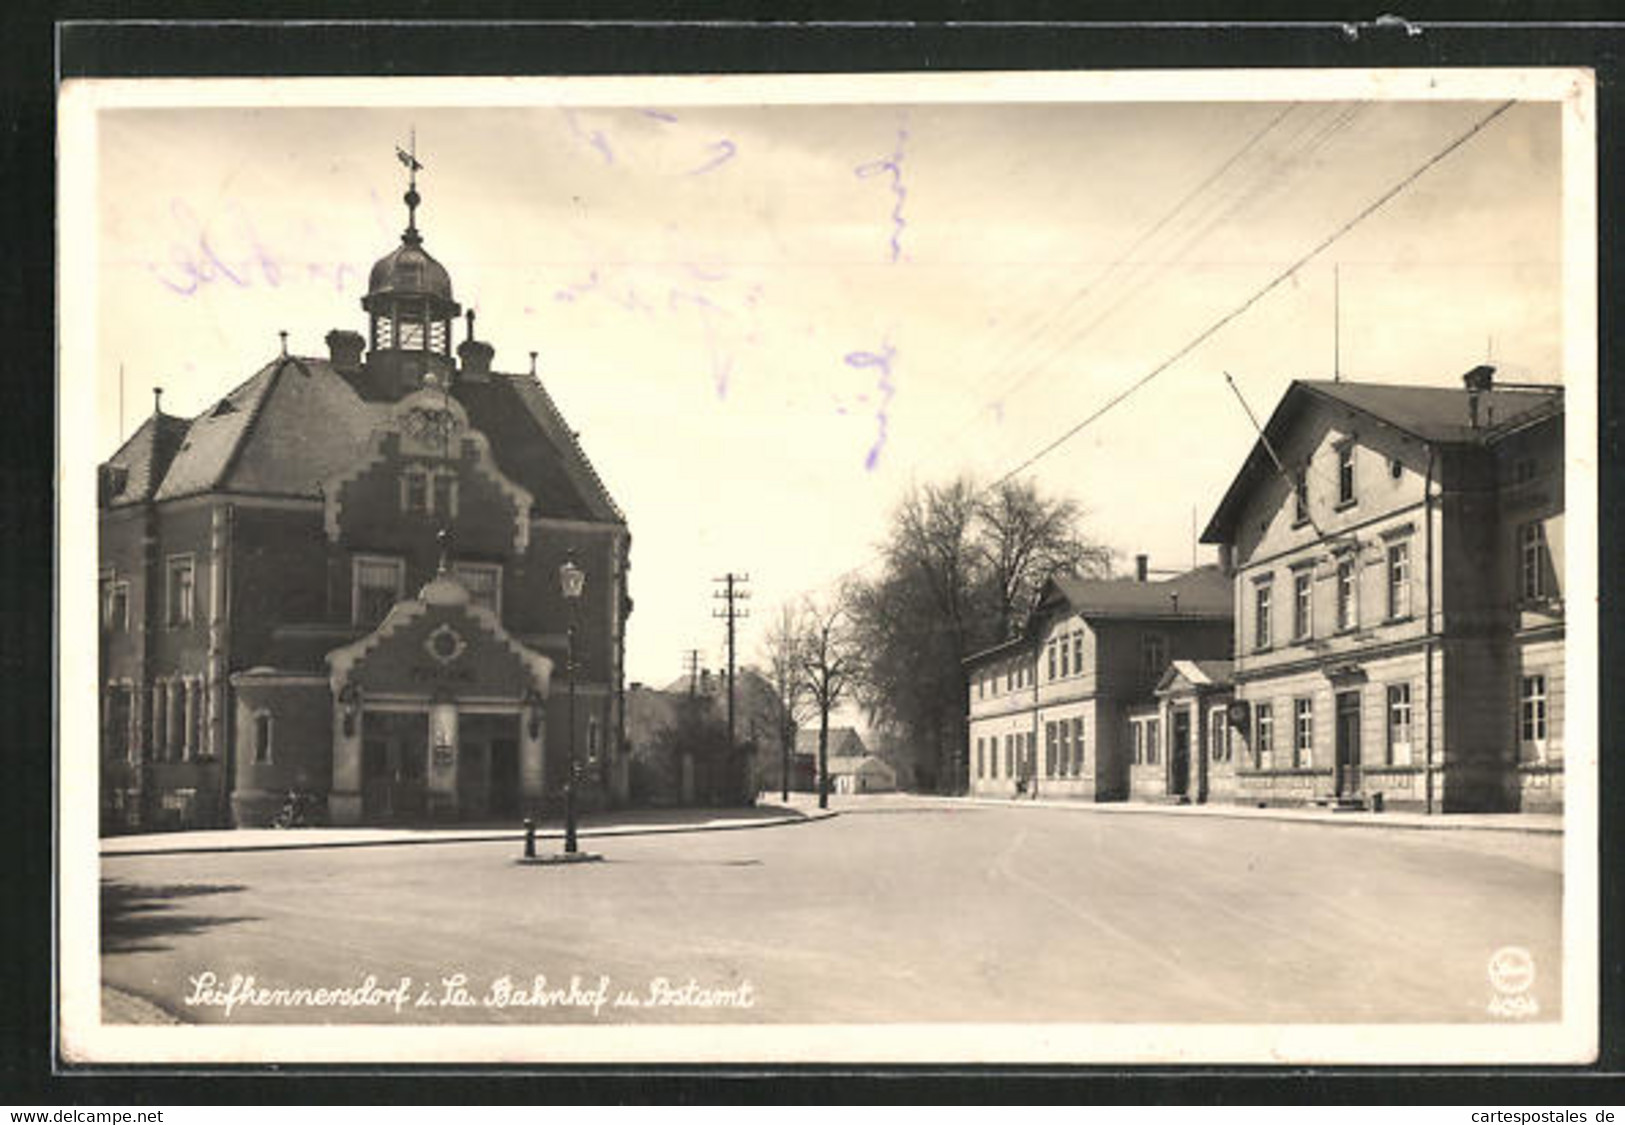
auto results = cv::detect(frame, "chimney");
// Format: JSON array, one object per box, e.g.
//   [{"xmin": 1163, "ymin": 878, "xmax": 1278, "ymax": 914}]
[
  {"xmin": 326, "ymin": 329, "xmax": 365, "ymax": 372},
  {"xmin": 1170, "ymin": 591, "xmax": 1180, "ymax": 614},
  {"xmin": 1464, "ymin": 364, "xmax": 1495, "ymax": 430},
  {"xmin": 1135, "ymin": 554, "xmax": 1149, "ymax": 583}
]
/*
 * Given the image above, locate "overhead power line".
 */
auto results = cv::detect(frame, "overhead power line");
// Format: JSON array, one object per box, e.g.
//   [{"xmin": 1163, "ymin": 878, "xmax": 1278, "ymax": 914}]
[{"xmin": 991, "ymin": 99, "xmax": 1516, "ymax": 486}]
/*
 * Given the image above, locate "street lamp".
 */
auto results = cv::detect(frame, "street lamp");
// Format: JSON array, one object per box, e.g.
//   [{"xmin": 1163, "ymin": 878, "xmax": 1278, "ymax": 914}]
[{"xmin": 558, "ymin": 552, "xmax": 586, "ymax": 854}]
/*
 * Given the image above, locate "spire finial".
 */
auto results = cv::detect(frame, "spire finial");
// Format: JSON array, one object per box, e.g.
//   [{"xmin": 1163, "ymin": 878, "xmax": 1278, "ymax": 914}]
[
  {"xmin": 395, "ymin": 128, "xmax": 425, "ymax": 245},
  {"xmin": 152, "ymin": 386, "xmax": 163, "ymax": 416},
  {"xmin": 529, "ymin": 350, "xmax": 538, "ymax": 377},
  {"xmin": 279, "ymin": 329, "xmax": 289, "ymax": 357}
]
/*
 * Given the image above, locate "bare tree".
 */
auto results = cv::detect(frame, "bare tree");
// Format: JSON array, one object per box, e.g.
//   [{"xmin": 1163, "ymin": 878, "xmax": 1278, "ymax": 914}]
[
  {"xmin": 758, "ymin": 603, "xmax": 812, "ymax": 803},
  {"xmin": 976, "ymin": 477, "xmax": 1113, "ymax": 638},
  {"xmin": 798, "ymin": 594, "xmax": 858, "ymax": 810}
]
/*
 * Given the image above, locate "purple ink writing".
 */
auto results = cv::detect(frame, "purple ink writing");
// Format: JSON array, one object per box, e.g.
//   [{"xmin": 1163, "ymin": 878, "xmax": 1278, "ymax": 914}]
[
  {"xmin": 844, "ymin": 342, "xmax": 897, "ymax": 471},
  {"xmin": 855, "ymin": 119, "xmax": 910, "ymax": 265}
]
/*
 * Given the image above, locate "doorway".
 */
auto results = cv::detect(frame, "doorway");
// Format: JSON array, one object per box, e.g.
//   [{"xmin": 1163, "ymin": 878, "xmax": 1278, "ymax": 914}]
[
  {"xmin": 361, "ymin": 711, "xmax": 429, "ymax": 823},
  {"xmin": 1170, "ymin": 708, "xmax": 1191, "ymax": 798},
  {"xmin": 1335, "ymin": 690, "xmax": 1362, "ymax": 798},
  {"xmin": 459, "ymin": 713, "xmax": 521, "ymax": 822}
]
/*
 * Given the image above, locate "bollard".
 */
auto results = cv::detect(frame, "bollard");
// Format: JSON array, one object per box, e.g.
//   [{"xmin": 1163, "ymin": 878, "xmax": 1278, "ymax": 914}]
[{"xmin": 523, "ymin": 817, "xmax": 536, "ymax": 859}]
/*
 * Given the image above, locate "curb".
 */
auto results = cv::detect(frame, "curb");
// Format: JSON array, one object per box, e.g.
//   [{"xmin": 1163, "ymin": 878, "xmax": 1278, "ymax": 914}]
[
  {"xmin": 956, "ymin": 797, "xmax": 1562, "ymax": 836},
  {"xmin": 101, "ymin": 809, "xmax": 840, "ymax": 859}
]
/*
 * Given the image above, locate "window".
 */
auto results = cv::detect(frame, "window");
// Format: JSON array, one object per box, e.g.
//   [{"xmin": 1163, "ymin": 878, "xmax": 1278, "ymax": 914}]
[
  {"xmin": 1141, "ymin": 633, "xmax": 1167, "ymax": 680},
  {"xmin": 1006, "ymin": 668, "xmax": 1013, "ymax": 691},
  {"xmin": 432, "ymin": 472, "xmax": 458, "ymax": 519},
  {"xmin": 454, "ymin": 562, "xmax": 502, "ymax": 616},
  {"xmin": 1047, "ymin": 642, "xmax": 1056, "ymax": 681},
  {"xmin": 1520, "ymin": 522, "xmax": 1548, "ymax": 601},
  {"xmin": 1072, "ymin": 632, "xmax": 1083, "ymax": 674},
  {"xmin": 587, "ymin": 717, "xmax": 601, "ymax": 762},
  {"xmin": 1254, "ymin": 702, "xmax": 1273, "ymax": 768},
  {"xmin": 1292, "ymin": 570, "xmax": 1313, "ymax": 641},
  {"xmin": 1335, "ymin": 557, "xmax": 1357, "ymax": 632},
  {"xmin": 1386, "ymin": 540, "xmax": 1411, "ymax": 620},
  {"xmin": 398, "ymin": 319, "xmax": 425, "ymax": 350},
  {"xmin": 1045, "ymin": 722, "xmax": 1057, "ymax": 777},
  {"xmin": 103, "ymin": 683, "xmax": 132, "ymax": 762},
  {"xmin": 403, "ymin": 467, "xmax": 429, "ymax": 514},
  {"xmin": 1336, "ymin": 442, "xmax": 1356, "ymax": 506},
  {"xmin": 1254, "ymin": 580, "xmax": 1273, "ymax": 651},
  {"xmin": 1072, "ymin": 717, "xmax": 1085, "ymax": 774},
  {"xmin": 1060, "ymin": 637, "xmax": 1070, "ymax": 678},
  {"xmin": 975, "ymin": 738, "xmax": 984, "ymax": 779},
  {"xmin": 1210, "ymin": 707, "xmax": 1228, "ymax": 762},
  {"xmin": 1145, "ymin": 718, "xmax": 1161, "ymax": 766},
  {"xmin": 1294, "ymin": 698, "xmax": 1314, "ymax": 767},
  {"xmin": 1386, "ymin": 684, "xmax": 1413, "ymax": 766},
  {"xmin": 1293, "ymin": 466, "xmax": 1309, "ymax": 526},
  {"xmin": 1514, "ymin": 457, "xmax": 1537, "ymax": 485},
  {"xmin": 166, "ymin": 556, "xmax": 195, "ymax": 627},
  {"xmin": 1004, "ymin": 735, "xmax": 1013, "ymax": 778},
  {"xmin": 253, "ymin": 712, "xmax": 273, "ymax": 764},
  {"xmin": 101, "ymin": 574, "xmax": 129, "ymax": 632},
  {"xmin": 1520, "ymin": 675, "xmax": 1548, "ymax": 752},
  {"xmin": 1132, "ymin": 721, "xmax": 1145, "ymax": 765},
  {"xmin": 353, "ymin": 556, "xmax": 404, "ymax": 626}
]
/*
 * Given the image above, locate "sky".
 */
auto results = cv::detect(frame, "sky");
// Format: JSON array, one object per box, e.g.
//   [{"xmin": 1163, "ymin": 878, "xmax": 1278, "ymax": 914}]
[{"xmin": 82, "ymin": 77, "xmax": 1568, "ymax": 691}]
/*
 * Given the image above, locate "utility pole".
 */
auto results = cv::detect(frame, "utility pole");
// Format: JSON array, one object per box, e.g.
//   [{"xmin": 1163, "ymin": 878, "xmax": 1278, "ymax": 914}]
[
  {"xmin": 682, "ymin": 648, "xmax": 702, "ymax": 696},
  {"xmin": 711, "ymin": 573, "xmax": 751, "ymax": 746}
]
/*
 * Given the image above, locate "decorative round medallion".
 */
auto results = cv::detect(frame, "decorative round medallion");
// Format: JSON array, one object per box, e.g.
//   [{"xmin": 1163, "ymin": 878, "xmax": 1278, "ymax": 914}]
[{"xmin": 424, "ymin": 623, "xmax": 467, "ymax": 666}]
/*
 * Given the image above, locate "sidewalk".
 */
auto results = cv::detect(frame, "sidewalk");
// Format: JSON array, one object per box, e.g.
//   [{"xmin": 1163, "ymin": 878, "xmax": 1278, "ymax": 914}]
[
  {"xmin": 956, "ymin": 793, "xmax": 1563, "ymax": 835},
  {"xmin": 101, "ymin": 802, "xmax": 835, "ymax": 857}
]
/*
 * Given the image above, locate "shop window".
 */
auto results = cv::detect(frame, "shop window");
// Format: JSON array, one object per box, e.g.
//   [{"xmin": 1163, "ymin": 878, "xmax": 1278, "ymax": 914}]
[
  {"xmin": 166, "ymin": 555, "xmax": 195, "ymax": 627},
  {"xmin": 353, "ymin": 555, "xmax": 405, "ymax": 627},
  {"xmin": 1387, "ymin": 684, "xmax": 1413, "ymax": 766},
  {"xmin": 454, "ymin": 562, "xmax": 502, "ymax": 616}
]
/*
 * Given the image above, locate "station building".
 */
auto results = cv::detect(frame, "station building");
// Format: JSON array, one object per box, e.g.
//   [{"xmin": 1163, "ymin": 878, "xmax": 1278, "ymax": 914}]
[
  {"xmin": 1199, "ymin": 371, "xmax": 1565, "ymax": 812},
  {"xmin": 97, "ymin": 169, "xmax": 633, "ymax": 831}
]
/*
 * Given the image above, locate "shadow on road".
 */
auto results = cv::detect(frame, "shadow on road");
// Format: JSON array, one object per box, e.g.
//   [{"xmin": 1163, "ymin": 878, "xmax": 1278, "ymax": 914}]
[{"xmin": 101, "ymin": 879, "xmax": 259, "ymax": 955}]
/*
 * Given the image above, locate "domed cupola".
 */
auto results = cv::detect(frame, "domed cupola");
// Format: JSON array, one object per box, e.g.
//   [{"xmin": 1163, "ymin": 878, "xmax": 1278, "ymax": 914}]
[{"xmin": 360, "ymin": 142, "xmax": 462, "ymax": 394}]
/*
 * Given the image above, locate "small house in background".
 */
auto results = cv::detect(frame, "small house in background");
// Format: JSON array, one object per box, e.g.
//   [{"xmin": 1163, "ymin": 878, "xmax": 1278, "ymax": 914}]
[{"xmin": 828, "ymin": 754, "xmax": 898, "ymax": 795}]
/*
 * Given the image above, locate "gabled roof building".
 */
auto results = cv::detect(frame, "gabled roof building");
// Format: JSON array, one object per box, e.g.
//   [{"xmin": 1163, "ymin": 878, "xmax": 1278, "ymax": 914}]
[
  {"xmin": 1200, "ymin": 369, "xmax": 1564, "ymax": 812},
  {"xmin": 98, "ymin": 165, "xmax": 633, "ymax": 831}
]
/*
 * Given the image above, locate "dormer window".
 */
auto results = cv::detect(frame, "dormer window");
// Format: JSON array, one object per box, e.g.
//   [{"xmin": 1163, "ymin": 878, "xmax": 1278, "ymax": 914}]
[
  {"xmin": 1292, "ymin": 466, "xmax": 1309, "ymax": 526},
  {"xmin": 1335, "ymin": 441, "xmax": 1357, "ymax": 508}
]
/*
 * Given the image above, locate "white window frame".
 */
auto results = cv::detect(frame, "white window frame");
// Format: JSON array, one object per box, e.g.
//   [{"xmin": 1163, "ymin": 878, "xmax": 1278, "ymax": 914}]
[
  {"xmin": 1520, "ymin": 521, "xmax": 1547, "ymax": 601},
  {"xmin": 1386, "ymin": 683, "xmax": 1413, "ymax": 766},
  {"xmin": 1519, "ymin": 674, "xmax": 1549, "ymax": 758},
  {"xmin": 1254, "ymin": 578, "xmax": 1273, "ymax": 651},
  {"xmin": 165, "ymin": 554, "xmax": 196, "ymax": 628},
  {"xmin": 352, "ymin": 554, "xmax": 406, "ymax": 626},
  {"xmin": 1209, "ymin": 706, "xmax": 1229, "ymax": 762},
  {"xmin": 1294, "ymin": 697, "xmax": 1314, "ymax": 768},
  {"xmin": 1292, "ymin": 568, "xmax": 1313, "ymax": 641},
  {"xmin": 1386, "ymin": 539, "xmax": 1412, "ymax": 620},
  {"xmin": 1254, "ymin": 701, "xmax": 1273, "ymax": 768},
  {"xmin": 1335, "ymin": 556, "xmax": 1358, "ymax": 632},
  {"xmin": 1072, "ymin": 631, "xmax": 1083, "ymax": 675},
  {"xmin": 1335, "ymin": 440, "xmax": 1357, "ymax": 508},
  {"xmin": 1059, "ymin": 636, "xmax": 1070, "ymax": 678},
  {"xmin": 454, "ymin": 561, "xmax": 504, "ymax": 617}
]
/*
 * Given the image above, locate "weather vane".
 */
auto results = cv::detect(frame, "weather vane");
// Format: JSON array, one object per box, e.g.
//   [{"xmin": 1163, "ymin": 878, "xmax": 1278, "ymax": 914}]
[{"xmin": 396, "ymin": 128, "xmax": 424, "ymax": 240}]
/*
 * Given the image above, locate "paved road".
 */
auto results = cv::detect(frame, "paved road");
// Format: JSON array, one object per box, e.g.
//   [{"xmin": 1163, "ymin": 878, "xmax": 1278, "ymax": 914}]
[{"xmin": 100, "ymin": 801, "xmax": 1562, "ymax": 1025}]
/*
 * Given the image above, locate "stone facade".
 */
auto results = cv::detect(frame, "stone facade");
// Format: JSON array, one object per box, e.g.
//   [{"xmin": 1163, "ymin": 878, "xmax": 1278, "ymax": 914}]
[{"xmin": 1201, "ymin": 375, "xmax": 1564, "ymax": 812}]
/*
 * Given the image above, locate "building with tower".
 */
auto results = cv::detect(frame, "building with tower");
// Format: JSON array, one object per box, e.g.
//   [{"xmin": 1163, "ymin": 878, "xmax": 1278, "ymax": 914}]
[{"xmin": 97, "ymin": 156, "xmax": 633, "ymax": 831}]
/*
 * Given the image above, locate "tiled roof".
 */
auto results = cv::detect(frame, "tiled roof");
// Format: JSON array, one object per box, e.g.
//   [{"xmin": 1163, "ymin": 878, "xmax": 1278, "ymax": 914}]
[
  {"xmin": 827, "ymin": 754, "xmax": 894, "ymax": 776},
  {"xmin": 795, "ymin": 727, "xmax": 864, "ymax": 756},
  {"xmin": 102, "ymin": 411, "xmax": 190, "ymax": 506},
  {"xmin": 1047, "ymin": 564, "xmax": 1233, "ymax": 620},
  {"xmin": 103, "ymin": 351, "xmax": 628, "ymax": 525},
  {"xmin": 1302, "ymin": 380, "xmax": 1562, "ymax": 444},
  {"xmin": 1201, "ymin": 376, "xmax": 1563, "ymax": 543},
  {"xmin": 1157, "ymin": 658, "xmax": 1235, "ymax": 692}
]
